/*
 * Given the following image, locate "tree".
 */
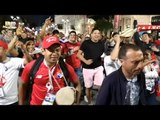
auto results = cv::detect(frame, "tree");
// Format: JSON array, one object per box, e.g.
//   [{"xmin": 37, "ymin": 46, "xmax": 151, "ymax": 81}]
[{"xmin": 94, "ymin": 17, "xmax": 113, "ymax": 36}]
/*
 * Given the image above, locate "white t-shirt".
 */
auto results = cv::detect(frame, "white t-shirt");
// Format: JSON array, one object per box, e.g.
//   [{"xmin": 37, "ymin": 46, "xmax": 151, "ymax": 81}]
[
  {"xmin": 143, "ymin": 63, "xmax": 159, "ymax": 92},
  {"xmin": 0, "ymin": 57, "xmax": 25, "ymax": 105},
  {"xmin": 104, "ymin": 55, "xmax": 121, "ymax": 76}
]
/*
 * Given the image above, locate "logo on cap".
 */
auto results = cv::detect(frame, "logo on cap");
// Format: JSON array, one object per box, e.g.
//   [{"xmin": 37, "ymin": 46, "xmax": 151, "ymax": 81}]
[
  {"xmin": 42, "ymin": 36, "xmax": 60, "ymax": 49},
  {"xmin": 46, "ymin": 37, "xmax": 56, "ymax": 43}
]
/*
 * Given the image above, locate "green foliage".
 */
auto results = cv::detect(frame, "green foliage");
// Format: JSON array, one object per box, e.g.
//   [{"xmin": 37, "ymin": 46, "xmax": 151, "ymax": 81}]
[{"xmin": 94, "ymin": 18, "xmax": 113, "ymax": 35}]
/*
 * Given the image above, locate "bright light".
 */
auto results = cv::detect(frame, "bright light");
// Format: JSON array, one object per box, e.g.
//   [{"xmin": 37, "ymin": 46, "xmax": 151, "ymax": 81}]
[
  {"xmin": 10, "ymin": 16, "xmax": 14, "ymax": 19},
  {"xmin": 62, "ymin": 19, "xmax": 65, "ymax": 22},
  {"xmin": 62, "ymin": 19, "xmax": 70, "ymax": 23},
  {"xmin": 16, "ymin": 16, "xmax": 20, "ymax": 19},
  {"xmin": 66, "ymin": 19, "xmax": 69, "ymax": 22},
  {"xmin": 10, "ymin": 16, "xmax": 20, "ymax": 21}
]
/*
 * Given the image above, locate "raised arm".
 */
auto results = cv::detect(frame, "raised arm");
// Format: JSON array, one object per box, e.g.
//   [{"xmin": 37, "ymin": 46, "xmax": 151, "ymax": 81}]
[{"xmin": 110, "ymin": 34, "xmax": 121, "ymax": 60}]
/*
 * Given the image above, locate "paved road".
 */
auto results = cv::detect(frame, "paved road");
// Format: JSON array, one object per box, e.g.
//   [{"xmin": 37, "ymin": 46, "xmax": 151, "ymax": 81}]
[{"xmin": 79, "ymin": 88, "xmax": 98, "ymax": 105}]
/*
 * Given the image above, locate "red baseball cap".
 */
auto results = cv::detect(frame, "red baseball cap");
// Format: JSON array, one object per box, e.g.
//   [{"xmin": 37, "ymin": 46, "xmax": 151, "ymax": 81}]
[
  {"xmin": 0, "ymin": 40, "xmax": 8, "ymax": 49},
  {"xmin": 42, "ymin": 35, "xmax": 61, "ymax": 49}
]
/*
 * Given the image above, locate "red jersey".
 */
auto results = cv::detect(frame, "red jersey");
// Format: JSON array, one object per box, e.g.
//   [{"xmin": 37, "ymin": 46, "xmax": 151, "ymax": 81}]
[
  {"xmin": 21, "ymin": 60, "xmax": 78, "ymax": 105},
  {"xmin": 64, "ymin": 42, "xmax": 81, "ymax": 69}
]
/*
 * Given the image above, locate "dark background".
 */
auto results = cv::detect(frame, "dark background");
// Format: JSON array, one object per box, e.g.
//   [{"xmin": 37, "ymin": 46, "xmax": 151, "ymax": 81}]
[
  {"xmin": 20, "ymin": 15, "xmax": 54, "ymax": 27},
  {"xmin": 0, "ymin": 15, "xmax": 54, "ymax": 29}
]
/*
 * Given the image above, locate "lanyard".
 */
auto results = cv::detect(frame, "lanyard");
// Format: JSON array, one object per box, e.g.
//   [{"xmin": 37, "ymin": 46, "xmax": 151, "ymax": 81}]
[{"xmin": 44, "ymin": 60, "xmax": 61, "ymax": 92}]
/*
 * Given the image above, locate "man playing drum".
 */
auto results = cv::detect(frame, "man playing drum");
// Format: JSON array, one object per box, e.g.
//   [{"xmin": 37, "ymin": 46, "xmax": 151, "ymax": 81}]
[{"xmin": 19, "ymin": 35, "xmax": 81, "ymax": 105}]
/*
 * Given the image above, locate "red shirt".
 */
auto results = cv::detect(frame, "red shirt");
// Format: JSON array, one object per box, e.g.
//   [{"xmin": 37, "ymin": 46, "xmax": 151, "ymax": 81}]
[
  {"xmin": 151, "ymin": 52, "xmax": 157, "ymax": 60},
  {"xmin": 64, "ymin": 42, "xmax": 81, "ymax": 69},
  {"xmin": 60, "ymin": 42, "xmax": 67, "ymax": 55},
  {"xmin": 21, "ymin": 60, "xmax": 78, "ymax": 105}
]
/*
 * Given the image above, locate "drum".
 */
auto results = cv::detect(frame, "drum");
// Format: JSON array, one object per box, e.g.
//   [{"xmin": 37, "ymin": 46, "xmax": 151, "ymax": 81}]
[{"xmin": 56, "ymin": 87, "xmax": 76, "ymax": 105}]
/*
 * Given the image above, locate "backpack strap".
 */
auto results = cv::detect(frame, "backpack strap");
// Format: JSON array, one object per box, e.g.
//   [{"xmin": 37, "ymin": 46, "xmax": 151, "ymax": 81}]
[
  {"xmin": 25, "ymin": 55, "xmax": 44, "ymax": 105},
  {"xmin": 25, "ymin": 56, "xmax": 70, "ymax": 104},
  {"xmin": 58, "ymin": 57, "xmax": 70, "ymax": 86},
  {"xmin": 29, "ymin": 55, "xmax": 44, "ymax": 83}
]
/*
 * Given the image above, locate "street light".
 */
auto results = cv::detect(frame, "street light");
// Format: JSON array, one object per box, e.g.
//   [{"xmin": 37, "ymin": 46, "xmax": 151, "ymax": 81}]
[
  {"xmin": 62, "ymin": 19, "xmax": 70, "ymax": 36},
  {"xmin": 10, "ymin": 16, "xmax": 20, "ymax": 21},
  {"xmin": 10, "ymin": 16, "xmax": 14, "ymax": 19},
  {"xmin": 16, "ymin": 16, "xmax": 20, "ymax": 20},
  {"xmin": 10, "ymin": 16, "xmax": 21, "ymax": 28}
]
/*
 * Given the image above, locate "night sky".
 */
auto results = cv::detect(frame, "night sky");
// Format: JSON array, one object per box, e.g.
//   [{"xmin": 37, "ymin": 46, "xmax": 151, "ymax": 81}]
[
  {"xmin": 20, "ymin": 15, "xmax": 55, "ymax": 27},
  {"xmin": 0, "ymin": 15, "xmax": 54, "ymax": 31}
]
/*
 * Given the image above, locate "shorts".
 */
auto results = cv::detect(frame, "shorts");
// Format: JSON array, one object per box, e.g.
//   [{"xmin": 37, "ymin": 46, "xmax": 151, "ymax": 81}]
[{"xmin": 83, "ymin": 66, "xmax": 104, "ymax": 88}]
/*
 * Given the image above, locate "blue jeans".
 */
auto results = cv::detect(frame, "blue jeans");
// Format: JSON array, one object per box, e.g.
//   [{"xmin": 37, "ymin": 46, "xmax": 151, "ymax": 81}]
[
  {"xmin": 74, "ymin": 67, "xmax": 83, "ymax": 81},
  {"xmin": 74, "ymin": 67, "xmax": 85, "ymax": 95}
]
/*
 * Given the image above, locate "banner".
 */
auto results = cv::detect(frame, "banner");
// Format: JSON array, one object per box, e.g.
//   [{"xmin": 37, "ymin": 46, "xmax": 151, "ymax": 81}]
[
  {"xmin": 138, "ymin": 25, "xmax": 160, "ymax": 31},
  {"xmin": 114, "ymin": 15, "xmax": 120, "ymax": 30}
]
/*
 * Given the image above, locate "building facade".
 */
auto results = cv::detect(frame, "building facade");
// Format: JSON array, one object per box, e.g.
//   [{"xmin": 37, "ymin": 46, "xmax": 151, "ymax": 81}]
[
  {"xmin": 116, "ymin": 15, "xmax": 159, "ymax": 32},
  {"xmin": 54, "ymin": 15, "xmax": 88, "ymax": 36}
]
